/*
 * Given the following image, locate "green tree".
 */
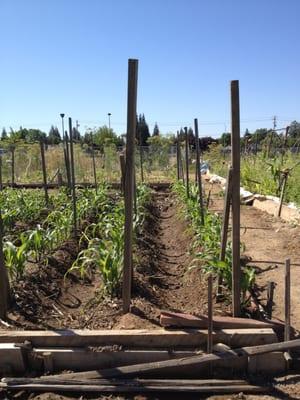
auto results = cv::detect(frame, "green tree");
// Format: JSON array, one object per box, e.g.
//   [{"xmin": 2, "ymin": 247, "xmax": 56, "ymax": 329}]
[
  {"xmin": 48, "ymin": 126, "xmax": 61, "ymax": 145},
  {"xmin": 26, "ymin": 129, "xmax": 46, "ymax": 142},
  {"xmin": 219, "ymin": 132, "xmax": 231, "ymax": 147},
  {"xmin": 153, "ymin": 123, "xmax": 160, "ymax": 136},
  {"xmin": 91, "ymin": 126, "xmax": 119, "ymax": 151},
  {"xmin": 1, "ymin": 128, "xmax": 7, "ymax": 140},
  {"xmin": 136, "ymin": 114, "xmax": 150, "ymax": 146}
]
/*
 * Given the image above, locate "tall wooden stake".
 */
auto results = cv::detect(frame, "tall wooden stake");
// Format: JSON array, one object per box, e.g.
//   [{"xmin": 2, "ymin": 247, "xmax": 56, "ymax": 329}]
[
  {"xmin": 0, "ymin": 210, "xmax": 10, "ymax": 320},
  {"xmin": 284, "ymin": 258, "xmax": 291, "ymax": 342},
  {"xmin": 123, "ymin": 59, "xmax": 138, "ymax": 313},
  {"xmin": 11, "ymin": 146, "xmax": 15, "ymax": 187},
  {"xmin": 119, "ymin": 153, "xmax": 126, "ymax": 194},
  {"xmin": 64, "ymin": 132, "xmax": 71, "ymax": 190},
  {"xmin": 91, "ymin": 135, "xmax": 98, "ymax": 194},
  {"xmin": 194, "ymin": 118, "xmax": 204, "ymax": 225},
  {"xmin": 184, "ymin": 127, "xmax": 189, "ymax": 198},
  {"xmin": 176, "ymin": 131, "xmax": 180, "ymax": 181},
  {"xmin": 231, "ymin": 80, "xmax": 241, "ymax": 317},
  {"xmin": 0, "ymin": 155, "xmax": 3, "ymax": 191},
  {"xmin": 40, "ymin": 139, "xmax": 49, "ymax": 206},
  {"xmin": 69, "ymin": 118, "xmax": 77, "ymax": 237},
  {"xmin": 278, "ymin": 173, "xmax": 288, "ymax": 217}
]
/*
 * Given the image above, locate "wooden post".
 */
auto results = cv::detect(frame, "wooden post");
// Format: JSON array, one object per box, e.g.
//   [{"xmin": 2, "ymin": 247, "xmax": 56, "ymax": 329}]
[
  {"xmin": 184, "ymin": 127, "xmax": 189, "ymax": 198},
  {"xmin": 91, "ymin": 136, "xmax": 98, "ymax": 194},
  {"xmin": 40, "ymin": 139, "xmax": 49, "ymax": 206},
  {"xmin": 11, "ymin": 146, "xmax": 15, "ymax": 186},
  {"xmin": 64, "ymin": 132, "xmax": 71, "ymax": 190},
  {"xmin": 68, "ymin": 118, "xmax": 77, "ymax": 237},
  {"xmin": 207, "ymin": 274, "xmax": 213, "ymax": 354},
  {"xmin": 123, "ymin": 59, "xmax": 138, "ymax": 313},
  {"xmin": 0, "ymin": 210, "xmax": 10, "ymax": 320},
  {"xmin": 266, "ymin": 281, "xmax": 275, "ymax": 319},
  {"xmin": 119, "ymin": 154, "xmax": 126, "ymax": 194},
  {"xmin": 278, "ymin": 173, "xmax": 288, "ymax": 217},
  {"xmin": 0, "ymin": 155, "xmax": 3, "ymax": 191},
  {"xmin": 176, "ymin": 132, "xmax": 180, "ymax": 181},
  {"xmin": 194, "ymin": 119, "xmax": 204, "ymax": 225},
  {"xmin": 284, "ymin": 259, "xmax": 291, "ymax": 342},
  {"xmin": 230, "ymin": 80, "xmax": 241, "ymax": 317}
]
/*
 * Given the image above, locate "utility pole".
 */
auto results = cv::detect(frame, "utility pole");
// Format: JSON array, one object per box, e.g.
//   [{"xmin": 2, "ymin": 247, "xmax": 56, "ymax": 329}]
[
  {"xmin": 273, "ymin": 115, "xmax": 277, "ymax": 131},
  {"xmin": 76, "ymin": 120, "xmax": 80, "ymax": 131},
  {"xmin": 108, "ymin": 113, "xmax": 111, "ymax": 130}
]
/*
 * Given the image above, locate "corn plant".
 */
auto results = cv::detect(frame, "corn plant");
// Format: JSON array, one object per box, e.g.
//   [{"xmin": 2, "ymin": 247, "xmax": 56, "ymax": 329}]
[
  {"xmin": 3, "ymin": 241, "xmax": 28, "ymax": 279},
  {"xmin": 172, "ymin": 180, "xmax": 255, "ymax": 301}
]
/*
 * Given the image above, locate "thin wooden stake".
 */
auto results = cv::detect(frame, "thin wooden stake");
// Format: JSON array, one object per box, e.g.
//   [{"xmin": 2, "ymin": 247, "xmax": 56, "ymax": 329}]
[
  {"xmin": 11, "ymin": 146, "xmax": 15, "ymax": 186},
  {"xmin": 284, "ymin": 259, "xmax": 291, "ymax": 342},
  {"xmin": 278, "ymin": 173, "xmax": 288, "ymax": 217},
  {"xmin": 119, "ymin": 154, "xmax": 126, "ymax": 194},
  {"xmin": 40, "ymin": 139, "xmax": 49, "ymax": 206},
  {"xmin": 0, "ymin": 155, "xmax": 3, "ymax": 191},
  {"xmin": 207, "ymin": 275, "xmax": 213, "ymax": 354},
  {"xmin": 123, "ymin": 59, "xmax": 138, "ymax": 313},
  {"xmin": 266, "ymin": 281, "xmax": 275, "ymax": 319},
  {"xmin": 194, "ymin": 119, "xmax": 204, "ymax": 225},
  {"xmin": 217, "ymin": 167, "xmax": 233, "ymax": 298},
  {"xmin": 184, "ymin": 127, "xmax": 189, "ymax": 198},
  {"xmin": 176, "ymin": 132, "xmax": 180, "ymax": 181},
  {"xmin": 0, "ymin": 210, "xmax": 10, "ymax": 320},
  {"xmin": 64, "ymin": 131, "xmax": 71, "ymax": 190},
  {"xmin": 91, "ymin": 135, "xmax": 98, "ymax": 194},
  {"xmin": 68, "ymin": 118, "xmax": 77, "ymax": 237},
  {"xmin": 230, "ymin": 80, "xmax": 241, "ymax": 317}
]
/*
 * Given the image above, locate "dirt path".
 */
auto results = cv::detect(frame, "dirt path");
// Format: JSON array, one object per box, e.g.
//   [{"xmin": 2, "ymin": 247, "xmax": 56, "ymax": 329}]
[
  {"xmin": 115, "ymin": 188, "xmax": 229, "ymax": 329},
  {"xmin": 208, "ymin": 180, "xmax": 300, "ymax": 333}
]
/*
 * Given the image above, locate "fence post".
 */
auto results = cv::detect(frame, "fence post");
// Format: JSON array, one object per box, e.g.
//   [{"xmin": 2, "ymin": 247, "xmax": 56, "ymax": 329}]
[
  {"xmin": 68, "ymin": 118, "xmax": 77, "ymax": 237},
  {"xmin": 11, "ymin": 146, "xmax": 15, "ymax": 187},
  {"xmin": 184, "ymin": 127, "xmax": 189, "ymax": 198},
  {"xmin": 176, "ymin": 131, "xmax": 180, "ymax": 180},
  {"xmin": 91, "ymin": 135, "xmax": 98, "ymax": 194},
  {"xmin": 230, "ymin": 80, "xmax": 241, "ymax": 317},
  {"xmin": 123, "ymin": 59, "xmax": 138, "ymax": 313},
  {"xmin": 64, "ymin": 131, "xmax": 71, "ymax": 190},
  {"xmin": 40, "ymin": 139, "xmax": 49, "ymax": 206},
  {"xmin": 284, "ymin": 258, "xmax": 291, "ymax": 342},
  {"xmin": 278, "ymin": 172, "xmax": 288, "ymax": 217},
  {"xmin": 194, "ymin": 118, "xmax": 204, "ymax": 225},
  {"xmin": 0, "ymin": 155, "xmax": 3, "ymax": 191},
  {"xmin": 119, "ymin": 153, "xmax": 126, "ymax": 194},
  {"xmin": 0, "ymin": 211, "xmax": 10, "ymax": 320}
]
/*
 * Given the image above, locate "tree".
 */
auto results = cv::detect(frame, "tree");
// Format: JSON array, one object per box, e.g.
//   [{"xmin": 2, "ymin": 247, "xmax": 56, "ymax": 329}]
[
  {"xmin": 1, "ymin": 128, "xmax": 7, "ymax": 140},
  {"xmin": 72, "ymin": 127, "xmax": 81, "ymax": 141},
  {"xmin": 136, "ymin": 114, "xmax": 150, "ymax": 146},
  {"xmin": 26, "ymin": 129, "xmax": 46, "ymax": 142},
  {"xmin": 48, "ymin": 126, "xmax": 61, "ymax": 145},
  {"xmin": 153, "ymin": 123, "xmax": 160, "ymax": 136},
  {"xmin": 91, "ymin": 126, "xmax": 119, "ymax": 151},
  {"xmin": 219, "ymin": 132, "xmax": 231, "ymax": 147}
]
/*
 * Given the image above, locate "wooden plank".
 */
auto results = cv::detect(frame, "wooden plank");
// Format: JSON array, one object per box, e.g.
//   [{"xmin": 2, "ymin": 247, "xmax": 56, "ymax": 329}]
[
  {"xmin": 0, "ymin": 328, "xmax": 277, "ymax": 348},
  {"xmin": 68, "ymin": 118, "xmax": 77, "ymax": 236},
  {"xmin": 123, "ymin": 59, "xmax": 138, "ymax": 313},
  {"xmin": 0, "ymin": 344, "xmax": 25, "ymax": 373},
  {"xmin": 248, "ymin": 351, "xmax": 285, "ymax": 374},
  {"xmin": 278, "ymin": 173, "xmax": 288, "ymax": 217},
  {"xmin": 285, "ymin": 258, "xmax": 291, "ymax": 342},
  {"xmin": 0, "ymin": 382, "xmax": 268, "ymax": 394},
  {"xmin": 230, "ymin": 80, "xmax": 241, "ymax": 317},
  {"xmin": 160, "ymin": 311, "xmax": 277, "ymax": 329},
  {"xmin": 194, "ymin": 118, "xmax": 204, "ymax": 224},
  {"xmin": 29, "ymin": 349, "xmax": 197, "ymax": 373},
  {"xmin": 47, "ymin": 338, "xmax": 300, "ymax": 380},
  {"xmin": 184, "ymin": 126, "xmax": 189, "ymax": 198}
]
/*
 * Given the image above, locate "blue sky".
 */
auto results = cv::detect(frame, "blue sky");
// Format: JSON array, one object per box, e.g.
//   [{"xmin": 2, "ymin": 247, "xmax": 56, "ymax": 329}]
[{"xmin": 1, "ymin": 0, "xmax": 300, "ymax": 137}]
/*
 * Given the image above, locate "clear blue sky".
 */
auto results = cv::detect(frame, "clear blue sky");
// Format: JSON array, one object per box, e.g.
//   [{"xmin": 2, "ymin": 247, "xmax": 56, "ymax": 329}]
[{"xmin": 1, "ymin": 0, "xmax": 300, "ymax": 138}]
